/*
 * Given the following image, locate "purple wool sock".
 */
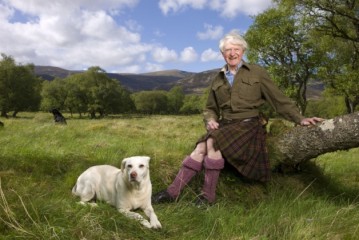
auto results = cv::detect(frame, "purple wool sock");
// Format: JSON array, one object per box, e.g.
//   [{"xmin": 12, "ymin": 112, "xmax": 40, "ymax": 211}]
[
  {"xmin": 202, "ymin": 156, "xmax": 224, "ymax": 203},
  {"xmin": 167, "ymin": 156, "xmax": 203, "ymax": 198}
]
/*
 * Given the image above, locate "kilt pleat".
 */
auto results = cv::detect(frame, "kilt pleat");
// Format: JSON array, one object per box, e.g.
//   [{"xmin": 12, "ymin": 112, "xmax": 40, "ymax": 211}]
[{"xmin": 197, "ymin": 118, "xmax": 270, "ymax": 182}]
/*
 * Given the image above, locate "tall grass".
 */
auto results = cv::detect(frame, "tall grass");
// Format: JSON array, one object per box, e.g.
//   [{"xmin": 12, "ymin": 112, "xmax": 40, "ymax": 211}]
[{"xmin": 0, "ymin": 112, "xmax": 358, "ymax": 239}]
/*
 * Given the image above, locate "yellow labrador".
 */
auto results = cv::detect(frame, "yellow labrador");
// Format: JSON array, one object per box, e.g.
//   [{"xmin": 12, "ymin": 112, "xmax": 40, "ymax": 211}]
[{"xmin": 72, "ymin": 156, "xmax": 161, "ymax": 229}]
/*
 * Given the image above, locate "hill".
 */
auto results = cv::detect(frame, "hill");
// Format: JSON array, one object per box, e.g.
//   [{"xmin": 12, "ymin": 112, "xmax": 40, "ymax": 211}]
[
  {"xmin": 34, "ymin": 66, "xmax": 195, "ymax": 93},
  {"xmin": 34, "ymin": 66, "xmax": 324, "ymax": 98},
  {"xmin": 177, "ymin": 69, "xmax": 219, "ymax": 94}
]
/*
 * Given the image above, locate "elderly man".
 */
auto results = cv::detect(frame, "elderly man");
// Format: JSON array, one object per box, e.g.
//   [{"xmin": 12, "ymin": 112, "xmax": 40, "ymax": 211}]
[{"xmin": 152, "ymin": 30, "xmax": 323, "ymax": 206}]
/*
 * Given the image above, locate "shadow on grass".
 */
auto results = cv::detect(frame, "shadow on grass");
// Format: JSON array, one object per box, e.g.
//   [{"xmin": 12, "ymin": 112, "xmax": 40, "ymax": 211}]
[
  {"xmin": 179, "ymin": 160, "xmax": 359, "ymax": 208},
  {"xmin": 271, "ymin": 160, "xmax": 359, "ymax": 205}
]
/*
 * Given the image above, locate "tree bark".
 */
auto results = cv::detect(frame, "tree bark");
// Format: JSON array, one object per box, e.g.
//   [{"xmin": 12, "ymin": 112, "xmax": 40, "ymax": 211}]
[{"xmin": 268, "ymin": 112, "xmax": 359, "ymax": 169}]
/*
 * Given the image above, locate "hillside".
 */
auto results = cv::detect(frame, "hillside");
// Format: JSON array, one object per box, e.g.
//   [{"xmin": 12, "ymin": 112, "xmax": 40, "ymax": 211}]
[
  {"xmin": 34, "ymin": 66, "xmax": 323, "ymax": 98},
  {"xmin": 34, "ymin": 66, "xmax": 195, "ymax": 93},
  {"xmin": 177, "ymin": 68, "xmax": 220, "ymax": 94}
]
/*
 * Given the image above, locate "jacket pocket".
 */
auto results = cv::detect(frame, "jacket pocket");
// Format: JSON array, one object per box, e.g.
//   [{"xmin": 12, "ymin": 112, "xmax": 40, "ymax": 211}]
[
  {"xmin": 212, "ymin": 81, "xmax": 231, "ymax": 106},
  {"xmin": 237, "ymin": 77, "xmax": 261, "ymax": 100}
]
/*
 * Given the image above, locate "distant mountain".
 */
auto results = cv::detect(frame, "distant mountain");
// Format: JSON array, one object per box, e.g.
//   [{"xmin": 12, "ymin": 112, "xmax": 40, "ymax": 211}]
[
  {"xmin": 106, "ymin": 70, "xmax": 194, "ymax": 92},
  {"xmin": 34, "ymin": 66, "xmax": 196, "ymax": 92},
  {"xmin": 306, "ymin": 80, "xmax": 325, "ymax": 100},
  {"xmin": 177, "ymin": 69, "xmax": 220, "ymax": 94},
  {"xmin": 34, "ymin": 66, "xmax": 323, "ymax": 98},
  {"xmin": 35, "ymin": 66, "xmax": 78, "ymax": 79}
]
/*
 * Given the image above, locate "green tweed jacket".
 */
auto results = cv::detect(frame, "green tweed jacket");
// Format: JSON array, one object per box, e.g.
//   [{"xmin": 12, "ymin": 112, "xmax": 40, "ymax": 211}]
[{"xmin": 204, "ymin": 62, "xmax": 304, "ymax": 124}]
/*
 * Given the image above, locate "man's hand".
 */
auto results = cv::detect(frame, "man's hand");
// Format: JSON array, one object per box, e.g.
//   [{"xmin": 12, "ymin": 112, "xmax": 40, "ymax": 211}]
[
  {"xmin": 300, "ymin": 117, "xmax": 324, "ymax": 126},
  {"xmin": 206, "ymin": 119, "xmax": 219, "ymax": 130}
]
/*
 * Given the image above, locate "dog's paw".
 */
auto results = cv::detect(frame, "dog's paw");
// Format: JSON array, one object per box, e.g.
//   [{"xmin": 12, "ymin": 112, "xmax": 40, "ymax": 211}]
[
  {"xmin": 88, "ymin": 202, "xmax": 98, "ymax": 207},
  {"xmin": 150, "ymin": 219, "xmax": 162, "ymax": 229},
  {"xmin": 140, "ymin": 219, "xmax": 152, "ymax": 228},
  {"xmin": 77, "ymin": 201, "xmax": 87, "ymax": 206},
  {"xmin": 77, "ymin": 201, "xmax": 98, "ymax": 207}
]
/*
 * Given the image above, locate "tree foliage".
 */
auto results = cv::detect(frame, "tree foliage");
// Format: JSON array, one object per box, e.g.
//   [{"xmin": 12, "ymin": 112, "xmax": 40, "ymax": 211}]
[
  {"xmin": 245, "ymin": 2, "xmax": 324, "ymax": 114},
  {"xmin": 245, "ymin": 0, "xmax": 358, "ymax": 115},
  {"xmin": 179, "ymin": 95, "xmax": 203, "ymax": 114},
  {"xmin": 132, "ymin": 90, "xmax": 168, "ymax": 114},
  {"xmin": 167, "ymin": 86, "xmax": 185, "ymax": 114},
  {"xmin": 305, "ymin": 90, "xmax": 347, "ymax": 119},
  {"xmin": 41, "ymin": 78, "xmax": 68, "ymax": 111},
  {"xmin": 297, "ymin": 0, "xmax": 358, "ymax": 44},
  {"xmin": 0, "ymin": 54, "xmax": 42, "ymax": 117},
  {"xmin": 288, "ymin": 0, "xmax": 359, "ymax": 113},
  {"xmin": 41, "ymin": 66, "xmax": 134, "ymax": 118}
]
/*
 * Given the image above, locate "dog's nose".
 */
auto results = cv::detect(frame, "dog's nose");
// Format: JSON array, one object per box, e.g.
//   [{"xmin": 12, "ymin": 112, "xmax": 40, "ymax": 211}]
[{"xmin": 130, "ymin": 172, "xmax": 137, "ymax": 179}]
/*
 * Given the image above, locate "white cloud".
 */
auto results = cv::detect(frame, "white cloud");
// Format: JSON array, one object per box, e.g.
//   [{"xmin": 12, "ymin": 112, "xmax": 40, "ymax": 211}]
[
  {"xmin": 0, "ymin": 3, "xmax": 14, "ymax": 20},
  {"xmin": 159, "ymin": 0, "xmax": 206, "ymax": 15},
  {"xmin": 125, "ymin": 19, "xmax": 142, "ymax": 32},
  {"xmin": 209, "ymin": 0, "xmax": 274, "ymax": 17},
  {"xmin": 145, "ymin": 63, "xmax": 164, "ymax": 72},
  {"xmin": 151, "ymin": 47, "xmax": 178, "ymax": 63},
  {"xmin": 0, "ymin": 0, "xmax": 151, "ymax": 71},
  {"xmin": 115, "ymin": 62, "xmax": 163, "ymax": 74},
  {"xmin": 6, "ymin": 0, "xmax": 139, "ymax": 15},
  {"xmin": 116, "ymin": 64, "xmax": 141, "ymax": 74},
  {"xmin": 80, "ymin": 11, "xmax": 118, "ymax": 39},
  {"xmin": 201, "ymin": 48, "xmax": 222, "ymax": 62},
  {"xmin": 197, "ymin": 24, "xmax": 223, "ymax": 40},
  {"xmin": 159, "ymin": 0, "xmax": 273, "ymax": 17},
  {"xmin": 0, "ymin": 0, "xmax": 273, "ymax": 73},
  {"xmin": 180, "ymin": 47, "xmax": 198, "ymax": 62}
]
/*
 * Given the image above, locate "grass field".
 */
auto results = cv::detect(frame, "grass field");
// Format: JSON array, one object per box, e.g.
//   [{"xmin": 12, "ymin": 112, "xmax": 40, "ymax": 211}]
[{"xmin": 0, "ymin": 112, "xmax": 358, "ymax": 240}]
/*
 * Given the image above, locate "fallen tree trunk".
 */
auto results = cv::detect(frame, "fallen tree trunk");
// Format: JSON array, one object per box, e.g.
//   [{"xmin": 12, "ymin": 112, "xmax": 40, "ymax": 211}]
[{"xmin": 267, "ymin": 112, "xmax": 359, "ymax": 170}]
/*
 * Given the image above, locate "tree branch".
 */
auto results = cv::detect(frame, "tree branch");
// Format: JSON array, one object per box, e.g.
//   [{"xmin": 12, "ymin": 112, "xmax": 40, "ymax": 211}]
[{"xmin": 268, "ymin": 112, "xmax": 359, "ymax": 168}]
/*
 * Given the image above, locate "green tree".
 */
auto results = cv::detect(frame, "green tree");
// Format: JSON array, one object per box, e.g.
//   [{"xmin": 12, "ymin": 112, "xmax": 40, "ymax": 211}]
[
  {"xmin": 0, "ymin": 54, "xmax": 41, "ymax": 117},
  {"xmin": 40, "ymin": 78, "xmax": 68, "ymax": 111},
  {"xmin": 167, "ymin": 86, "xmax": 185, "ymax": 114},
  {"xmin": 180, "ymin": 87, "xmax": 212, "ymax": 114},
  {"xmin": 317, "ymin": 39, "xmax": 359, "ymax": 113},
  {"xmin": 63, "ymin": 75, "xmax": 88, "ymax": 117},
  {"xmin": 245, "ymin": 2, "xmax": 324, "ymax": 114},
  {"xmin": 297, "ymin": 0, "xmax": 358, "ymax": 45},
  {"xmin": 83, "ymin": 66, "xmax": 134, "ymax": 117},
  {"xmin": 41, "ymin": 66, "xmax": 134, "ymax": 118},
  {"xmin": 115, "ymin": 84, "xmax": 135, "ymax": 114},
  {"xmin": 179, "ymin": 95, "xmax": 202, "ymax": 114},
  {"xmin": 65, "ymin": 67, "xmax": 134, "ymax": 118},
  {"xmin": 95, "ymin": 78, "xmax": 134, "ymax": 116},
  {"xmin": 132, "ymin": 91, "xmax": 168, "ymax": 114},
  {"xmin": 306, "ymin": 89, "xmax": 347, "ymax": 118},
  {"xmin": 295, "ymin": 0, "xmax": 359, "ymax": 113}
]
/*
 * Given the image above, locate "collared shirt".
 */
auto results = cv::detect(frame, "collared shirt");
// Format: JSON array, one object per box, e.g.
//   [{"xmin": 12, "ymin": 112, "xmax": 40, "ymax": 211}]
[{"xmin": 224, "ymin": 61, "xmax": 243, "ymax": 86}]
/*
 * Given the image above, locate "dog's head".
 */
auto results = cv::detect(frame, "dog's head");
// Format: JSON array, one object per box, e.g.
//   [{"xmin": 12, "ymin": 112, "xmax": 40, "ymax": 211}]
[
  {"xmin": 121, "ymin": 156, "xmax": 150, "ymax": 185},
  {"xmin": 50, "ymin": 108, "xmax": 60, "ymax": 115}
]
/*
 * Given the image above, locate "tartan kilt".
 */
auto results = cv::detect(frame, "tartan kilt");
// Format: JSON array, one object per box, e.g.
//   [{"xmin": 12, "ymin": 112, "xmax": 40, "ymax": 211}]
[{"xmin": 197, "ymin": 118, "xmax": 270, "ymax": 182}]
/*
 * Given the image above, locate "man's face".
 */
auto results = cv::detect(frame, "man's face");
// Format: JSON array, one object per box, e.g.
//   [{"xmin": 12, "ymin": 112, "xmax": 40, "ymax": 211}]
[{"xmin": 221, "ymin": 43, "xmax": 244, "ymax": 69}]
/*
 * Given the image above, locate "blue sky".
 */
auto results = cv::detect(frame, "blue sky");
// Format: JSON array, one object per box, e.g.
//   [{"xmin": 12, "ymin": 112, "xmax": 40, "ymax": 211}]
[{"xmin": 0, "ymin": 0, "xmax": 274, "ymax": 73}]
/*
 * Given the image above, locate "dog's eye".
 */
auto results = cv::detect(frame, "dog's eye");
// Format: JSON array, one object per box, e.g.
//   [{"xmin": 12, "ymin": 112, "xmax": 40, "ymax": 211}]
[
  {"xmin": 127, "ymin": 164, "xmax": 132, "ymax": 168},
  {"xmin": 139, "ymin": 164, "xmax": 144, "ymax": 168}
]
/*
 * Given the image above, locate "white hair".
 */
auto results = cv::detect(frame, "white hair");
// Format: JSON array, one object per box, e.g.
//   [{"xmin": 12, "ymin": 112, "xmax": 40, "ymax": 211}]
[{"xmin": 219, "ymin": 30, "xmax": 248, "ymax": 52}]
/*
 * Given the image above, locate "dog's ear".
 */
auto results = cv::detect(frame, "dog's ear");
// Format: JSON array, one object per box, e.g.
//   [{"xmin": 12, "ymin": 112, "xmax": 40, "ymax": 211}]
[
  {"xmin": 142, "ymin": 156, "xmax": 150, "ymax": 163},
  {"xmin": 121, "ymin": 159, "xmax": 127, "ymax": 172}
]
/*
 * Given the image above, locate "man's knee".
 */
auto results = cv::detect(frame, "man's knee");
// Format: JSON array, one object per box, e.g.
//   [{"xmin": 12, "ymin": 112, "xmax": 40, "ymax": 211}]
[
  {"xmin": 206, "ymin": 138, "xmax": 217, "ymax": 152},
  {"xmin": 190, "ymin": 142, "xmax": 206, "ymax": 161},
  {"xmin": 206, "ymin": 138, "xmax": 222, "ymax": 159}
]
